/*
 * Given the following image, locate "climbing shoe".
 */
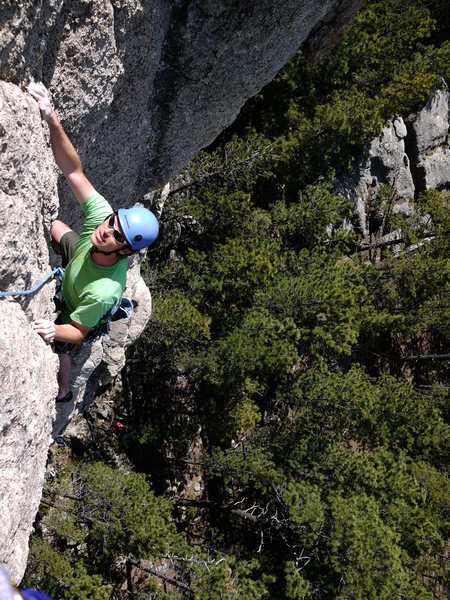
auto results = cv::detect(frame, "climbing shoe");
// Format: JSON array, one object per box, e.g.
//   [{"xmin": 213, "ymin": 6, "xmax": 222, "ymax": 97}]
[{"xmin": 55, "ymin": 391, "xmax": 73, "ymax": 403}]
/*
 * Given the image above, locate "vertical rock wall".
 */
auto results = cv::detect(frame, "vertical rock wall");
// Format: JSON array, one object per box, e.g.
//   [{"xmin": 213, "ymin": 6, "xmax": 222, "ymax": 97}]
[
  {"xmin": 0, "ymin": 81, "xmax": 59, "ymax": 583},
  {"xmin": 1, "ymin": 0, "xmax": 365, "ymax": 227}
]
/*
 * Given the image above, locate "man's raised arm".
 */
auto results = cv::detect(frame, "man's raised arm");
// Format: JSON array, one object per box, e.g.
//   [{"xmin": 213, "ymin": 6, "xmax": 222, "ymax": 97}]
[{"xmin": 28, "ymin": 82, "xmax": 94, "ymax": 204}]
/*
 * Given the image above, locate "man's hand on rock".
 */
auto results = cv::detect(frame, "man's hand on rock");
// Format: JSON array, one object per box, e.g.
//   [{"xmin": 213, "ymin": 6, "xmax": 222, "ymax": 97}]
[
  {"xmin": 33, "ymin": 319, "xmax": 56, "ymax": 343},
  {"xmin": 28, "ymin": 81, "xmax": 54, "ymax": 121}
]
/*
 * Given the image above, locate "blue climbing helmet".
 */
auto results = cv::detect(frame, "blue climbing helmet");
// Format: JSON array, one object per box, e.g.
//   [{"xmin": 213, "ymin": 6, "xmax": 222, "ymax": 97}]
[{"xmin": 117, "ymin": 206, "xmax": 159, "ymax": 251}]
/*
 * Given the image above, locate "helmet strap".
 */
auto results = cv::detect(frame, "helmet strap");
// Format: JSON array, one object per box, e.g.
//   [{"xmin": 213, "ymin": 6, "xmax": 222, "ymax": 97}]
[{"xmin": 92, "ymin": 246, "xmax": 123, "ymax": 256}]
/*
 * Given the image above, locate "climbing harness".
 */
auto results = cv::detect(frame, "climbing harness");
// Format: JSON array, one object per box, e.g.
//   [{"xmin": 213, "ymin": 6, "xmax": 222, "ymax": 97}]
[
  {"xmin": 85, "ymin": 296, "xmax": 134, "ymax": 342},
  {"xmin": 0, "ymin": 266, "xmax": 64, "ymax": 297}
]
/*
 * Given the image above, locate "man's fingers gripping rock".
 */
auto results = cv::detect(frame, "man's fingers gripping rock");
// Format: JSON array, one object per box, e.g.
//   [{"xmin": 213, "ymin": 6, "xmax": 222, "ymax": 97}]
[{"xmin": 33, "ymin": 319, "xmax": 56, "ymax": 343}]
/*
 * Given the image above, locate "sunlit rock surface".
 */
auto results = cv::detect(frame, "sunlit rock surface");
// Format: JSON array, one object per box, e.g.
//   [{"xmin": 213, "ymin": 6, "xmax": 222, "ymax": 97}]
[{"xmin": 334, "ymin": 80, "xmax": 450, "ymax": 235}]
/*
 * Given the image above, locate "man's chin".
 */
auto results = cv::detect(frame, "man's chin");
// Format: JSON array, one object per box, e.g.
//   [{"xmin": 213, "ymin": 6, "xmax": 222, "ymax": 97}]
[{"xmin": 91, "ymin": 232, "xmax": 102, "ymax": 246}]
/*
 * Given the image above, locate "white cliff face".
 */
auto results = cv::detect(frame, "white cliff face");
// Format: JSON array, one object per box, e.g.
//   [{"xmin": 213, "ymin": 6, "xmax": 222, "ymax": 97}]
[
  {"xmin": 334, "ymin": 116, "xmax": 416, "ymax": 234},
  {"xmin": 0, "ymin": 0, "xmax": 366, "ymax": 582},
  {"xmin": 0, "ymin": 82, "xmax": 59, "ymax": 317},
  {"xmin": 0, "ymin": 302, "xmax": 58, "ymax": 583},
  {"xmin": 334, "ymin": 80, "xmax": 450, "ymax": 235},
  {"xmin": 0, "ymin": 84, "xmax": 59, "ymax": 582},
  {"xmin": 409, "ymin": 80, "xmax": 450, "ymax": 191}
]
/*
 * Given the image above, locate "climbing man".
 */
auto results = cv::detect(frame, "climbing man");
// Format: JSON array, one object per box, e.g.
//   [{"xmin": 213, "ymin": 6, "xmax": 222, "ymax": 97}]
[{"xmin": 29, "ymin": 82, "xmax": 159, "ymax": 402}]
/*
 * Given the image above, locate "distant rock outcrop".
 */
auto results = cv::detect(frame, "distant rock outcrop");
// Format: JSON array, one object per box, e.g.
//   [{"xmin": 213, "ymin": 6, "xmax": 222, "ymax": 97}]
[
  {"xmin": 408, "ymin": 79, "xmax": 450, "ymax": 191},
  {"xmin": 334, "ymin": 79, "xmax": 450, "ymax": 235},
  {"xmin": 0, "ymin": 0, "xmax": 365, "ymax": 582}
]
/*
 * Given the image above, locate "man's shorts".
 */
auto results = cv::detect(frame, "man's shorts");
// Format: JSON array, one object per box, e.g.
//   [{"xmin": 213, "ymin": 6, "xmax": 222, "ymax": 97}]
[
  {"xmin": 54, "ymin": 230, "xmax": 80, "ymax": 354},
  {"xmin": 60, "ymin": 230, "xmax": 80, "ymax": 268}
]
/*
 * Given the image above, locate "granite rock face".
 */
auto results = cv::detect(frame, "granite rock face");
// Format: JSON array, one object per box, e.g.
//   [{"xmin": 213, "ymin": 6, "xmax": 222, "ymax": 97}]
[
  {"xmin": 0, "ymin": 301, "xmax": 58, "ymax": 585},
  {"xmin": 334, "ymin": 80, "xmax": 450, "ymax": 235},
  {"xmin": 0, "ymin": 0, "xmax": 365, "ymax": 228},
  {"xmin": 408, "ymin": 80, "xmax": 450, "ymax": 191},
  {"xmin": 0, "ymin": 81, "xmax": 59, "ymax": 318},
  {"xmin": 0, "ymin": 84, "xmax": 59, "ymax": 583},
  {"xmin": 0, "ymin": 0, "xmax": 366, "ymax": 582}
]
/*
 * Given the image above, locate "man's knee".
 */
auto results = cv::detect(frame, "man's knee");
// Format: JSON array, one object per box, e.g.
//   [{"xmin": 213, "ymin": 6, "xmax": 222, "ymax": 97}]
[{"xmin": 51, "ymin": 220, "xmax": 73, "ymax": 244}]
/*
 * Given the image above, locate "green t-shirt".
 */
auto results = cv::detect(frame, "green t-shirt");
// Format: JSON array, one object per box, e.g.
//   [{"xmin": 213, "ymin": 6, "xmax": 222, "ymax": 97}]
[{"xmin": 60, "ymin": 191, "xmax": 128, "ymax": 328}]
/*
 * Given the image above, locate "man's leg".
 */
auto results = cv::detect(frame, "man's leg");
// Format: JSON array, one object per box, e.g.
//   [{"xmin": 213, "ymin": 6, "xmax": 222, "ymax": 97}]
[
  {"xmin": 52, "ymin": 221, "xmax": 79, "ymax": 401},
  {"xmin": 51, "ymin": 220, "xmax": 80, "ymax": 270},
  {"xmin": 51, "ymin": 220, "xmax": 73, "ymax": 256},
  {"xmin": 57, "ymin": 352, "xmax": 72, "ymax": 400}
]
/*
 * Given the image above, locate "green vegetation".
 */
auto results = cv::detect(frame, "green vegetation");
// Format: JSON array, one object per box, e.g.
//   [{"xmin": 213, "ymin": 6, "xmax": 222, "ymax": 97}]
[{"xmin": 25, "ymin": 0, "xmax": 450, "ymax": 597}]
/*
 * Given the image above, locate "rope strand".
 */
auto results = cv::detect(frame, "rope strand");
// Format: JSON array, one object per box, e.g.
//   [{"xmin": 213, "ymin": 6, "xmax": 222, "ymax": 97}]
[{"xmin": 0, "ymin": 267, "xmax": 64, "ymax": 297}]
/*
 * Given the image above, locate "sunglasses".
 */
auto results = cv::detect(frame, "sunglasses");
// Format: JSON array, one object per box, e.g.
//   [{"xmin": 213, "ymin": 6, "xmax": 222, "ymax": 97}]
[{"xmin": 107, "ymin": 213, "xmax": 127, "ymax": 245}]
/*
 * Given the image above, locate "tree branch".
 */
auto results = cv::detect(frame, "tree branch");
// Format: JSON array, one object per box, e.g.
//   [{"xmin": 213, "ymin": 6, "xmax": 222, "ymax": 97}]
[
  {"xmin": 127, "ymin": 560, "xmax": 193, "ymax": 595},
  {"xmin": 402, "ymin": 353, "xmax": 450, "ymax": 361}
]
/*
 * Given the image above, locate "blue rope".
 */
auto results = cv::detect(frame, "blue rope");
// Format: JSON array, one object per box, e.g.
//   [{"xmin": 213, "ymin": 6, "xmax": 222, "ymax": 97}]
[{"xmin": 0, "ymin": 266, "xmax": 64, "ymax": 297}]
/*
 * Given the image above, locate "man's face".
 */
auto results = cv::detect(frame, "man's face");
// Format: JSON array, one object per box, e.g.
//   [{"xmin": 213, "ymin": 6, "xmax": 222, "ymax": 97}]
[{"xmin": 90, "ymin": 213, "xmax": 129, "ymax": 253}]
